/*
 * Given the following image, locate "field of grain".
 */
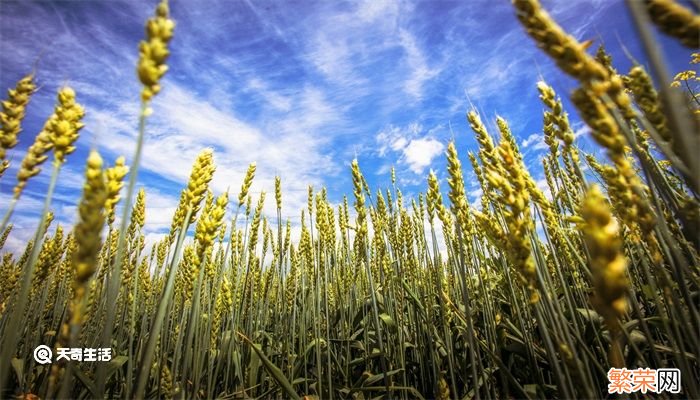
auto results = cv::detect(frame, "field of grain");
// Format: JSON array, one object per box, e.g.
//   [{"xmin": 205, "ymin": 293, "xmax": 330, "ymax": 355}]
[{"xmin": 0, "ymin": 0, "xmax": 698, "ymax": 399}]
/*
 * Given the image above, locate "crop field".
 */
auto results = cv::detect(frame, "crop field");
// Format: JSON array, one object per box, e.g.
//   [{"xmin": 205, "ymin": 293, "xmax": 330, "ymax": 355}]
[{"xmin": 0, "ymin": 0, "xmax": 698, "ymax": 399}]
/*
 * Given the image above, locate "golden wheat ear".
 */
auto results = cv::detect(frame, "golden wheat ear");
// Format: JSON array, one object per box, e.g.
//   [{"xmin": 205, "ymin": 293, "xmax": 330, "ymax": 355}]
[{"xmin": 0, "ymin": 74, "xmax": 37, "ymax": 177}]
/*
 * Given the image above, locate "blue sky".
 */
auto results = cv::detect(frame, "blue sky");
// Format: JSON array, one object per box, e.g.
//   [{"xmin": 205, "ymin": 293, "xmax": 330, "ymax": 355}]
[{"xmin": 0, "ymin": 0, "xmax": 694, "ymax": 252}]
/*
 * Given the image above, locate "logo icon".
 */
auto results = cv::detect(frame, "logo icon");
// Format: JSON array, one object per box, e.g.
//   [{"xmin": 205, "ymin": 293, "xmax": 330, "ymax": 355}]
[{"xmin": 33, "ymin": 345, "xmax": 52, "ymax": 364}]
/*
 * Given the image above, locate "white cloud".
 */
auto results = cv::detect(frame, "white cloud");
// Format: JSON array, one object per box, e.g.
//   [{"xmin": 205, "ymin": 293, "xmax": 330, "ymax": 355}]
[
  {"xmin": 535, "ymin": 177, "xmax": 553, "ymax": 201},
  {"xmin": 468, "ymin": 187, "xmax": 483, "ymax": 204},
  {"xmin": 392, "ymin": 137, "xmax": 408, "ymax": 152},
  {"xmin": 403, "ymin": 138, "xmax": 444, "ymax": 174},
  {"xmin": 138, "ymin": 187, "xmax": 180, "ymax": 232},
  {"xmin": 376, "ymin": 123, "xmax": 423, "ymax": 154},
  {"xmin": 355, "ymin": 0, "xmax": 398, "ymax": 22},
  {"xmin": 572, "ymin": 123, "xmax": 589, "ymax": 139},
  {"xmin": 375, "ymin": 123, "xmax": 444, "ymax": 175},
  {"xmin": 521, "ymin": 133, "xmax": 541, "ymax": 149}
]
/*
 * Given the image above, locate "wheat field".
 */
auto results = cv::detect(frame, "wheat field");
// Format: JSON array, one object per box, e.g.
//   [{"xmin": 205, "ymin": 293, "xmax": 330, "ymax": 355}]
[{"xmin": 0, "ymin": 0, "xmax": 698, "ymax": 399}]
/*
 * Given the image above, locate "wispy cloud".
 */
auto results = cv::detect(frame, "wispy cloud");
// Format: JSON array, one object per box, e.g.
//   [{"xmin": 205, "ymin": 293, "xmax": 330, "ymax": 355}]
[{"xmin": 398, "ymin": 28, "xmax": 440, "ymax": 100}]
